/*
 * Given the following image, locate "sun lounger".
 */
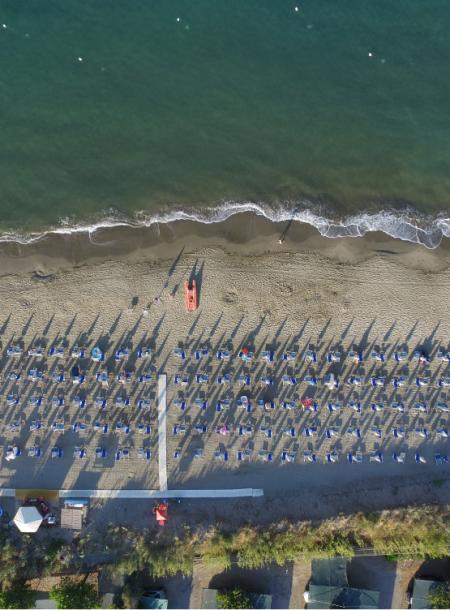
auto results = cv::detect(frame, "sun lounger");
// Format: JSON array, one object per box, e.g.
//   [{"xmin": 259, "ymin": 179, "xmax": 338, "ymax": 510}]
[
  {"xmin": 347, "ymin": 451, "xmax": 363, "ymax": 464},
  {"xmin": 217, "ymin": 374, "xmax": 232, "ymax": 385},
  {"xmin": 51, "ymin": 396, "xmax": 64, "ymax": 407},
  {"xmin": 28, "ymin": 369, "xmax": 44, "ymax": 380},
  {"xmin": 437, "ymin": 351, "xmax": 450, "ymax": 363},
  {"xmin": 194, "ymin": 424, "xmax": 207, "ymax": 434},
  {"xmin": 173, "ymin": 375, "xmax": 189, "ymax": 386},
  {"xmin": 347, "ymin": 350, "xmax": 363, "ymax": 363},
  {"xmin": 194, "ymin": 348, "xmax": 209, "ymax": 360},
  {"xmin": 304, "ymin": 426, "xmax": 318, "ymax": 437},
  {"xmin": 392, "ymin": 451, "xmax": 406, "ymax": 463},
  {"xmin": 216, "ymin": 350, "xmax": 230, "ymax": 361},
  {"xmin": 416, "ymin": 377, "xmax": 430, "ymax": 387},
  {"xmin": 194, "ymin": 399, "xmax": 207, "ymax": 410},
  {"xmin": 115, "ymin": 348, "xmax": 130, "ymax": 361},
  {"xmin": 71, "ymin": 345, "xmax": 85, "ymax": 359},
  {"xmin": 93, "ymin": 422, "xmax": 108, "ymax": 434},
  {"xmin": 438, "ymin": 377, "xmax": 450, "ymax": 388},
  {"xmin": 95, "ymin": 397, "xmax": 107, "ymax": 409},
  {"xmin": 115, "ymin": 450, "xmax": 122, "ymax": 461},
  {"xmin": 282, "ymin": 427, "xmax": 296, "ymax": 437},
  {"xmin": 173, "ymin": 399, "xmax": 186, "ymax": 411},
  {"xmin": 72, "ymin": 422, "xmax": 87, "ymax": 434},
  {"xmin": 283, "ymin": 400, "xmax": 296, "ymax": 410},
  {"xmin": 28, "ymin": 347, "xmax": 44, "ymax": 358},
  {"xmin": 173, "ymin": 424, "xmax": 187, "ymax": 435},
  {"xmin": 415, "ymin": 452, "xmax": 427, "ymax": 464},
  {"xmin": 370, "ymin": 426, "xmax": 382, "ymax": 438},
  {"xmin": 238, "ymin": 350, "xmax": 253, "ymax": 362},
  {"xmin": 347, "ymin": 401, "xmax": 362, "ymax": 413},
  {"xmin": 437, "ymin": 402, "xmax": 450, "ymax": 413},
  {"xmin": 434, "ymin": 453, "xmax": 449, "ymax": 465},
  {"xmin": 370, "ymin": 350, "xmax": 385, "ymax": 362},
  {"xmin": 394, "ymin": 351, "xmax": 408, "ymax": 362},
  {"xmin": 304, "ymin": 375, "xmax": 318, "ymax": 386},
  {"xmin": 260, "ymin": 425, "xmax": 273, "ymax": 438},
  {"xmin": 173, "ymin": 449, "xmax": 181, "ymax": 459},
  {"xmin": 137, "ymin": 347, "xmax": 153, "ymax": 359},
  {"xmin": 304, "ymin": 350, "xmax": 317, "ymax": 363},
  {"xmin": 282, "ymin": 375, "xmax": 297, "ymax": 385},
  {"xmin": 393, "ymin": 427, "xmax": 405, "ymax": 439},
  {"xmin": 412, "ymin": 350, "xmax": 430, "ymax": 363},
  {"xmin": 214, "ymin": 450, "xmax": 229, "ymax": 462},
  {"xmin": 326, "ymin": 451, "xmax": 339, "ymax": 463},
  {"xmin": 260, "ymin": 376, "xmax": 274, "ymax": 386},
  {"xmin": 239, "ymin": 425, "xmax": 254, "ymax": 436},
  {"xmin": 346, "ymin": 427, "xmax": 362, "ymax": 438},
  {"xmin": 326, "ymin": 426, "xmax": 340, "ymax": 438},
  {"xmin": 6, "ymin": 394, "xmax": 19, "ymax": 406},
  {"xmin": 96, "ymin": 371, "xmax": 108, "ymax": 385},
  {"xmin": 258, "ymin": 450, "xmax": 273, "ymax": 462},
  {"xmin": 173, "ymin": 348, "xmax": 186, "ymax": 360},
  {"xmin": 91, "ymin": 347, "xmax": 104, "ymax": 362},
  {"xmin": 369, "ymin": 451, "xmax": 384, "ymax": 463},
  {"xmin": 6, "ymin": 345, "xmax": 22, "ymax": 358},
  {"xmin": 303, "ymin": 450, "xmax": 317, "ymax": 463},
  {"xmin": 328, "ymin": 401, "xmax": 342, "ymax": 412},
  {"xmin": 51, "ymin": 447, "xmax": 63, "ymax": 459},
  {"xmin": 261, "ymin": 350, "xmax": 275, "ymax": 363},
  {"xmin": 347, "ymin": 376, "xmax": 362, "ymax": 386},
  {"xmin": 391, "ymin": 401, "xmax": 404, "ymax": 413},
  {"xmin": 27, "ymin": 446, "xmax": 42, "ymax": 458},
  {"xmin": 48, "ymin": 346, "xmax": 65, "ymax": 358},
  {"xmin": 237, "ymin": 449, "xmax": 252, "ymax": 461},
  {"xmin": 193, "ymin": 448, "xmax": 204, "ymax": 459},
  {"xmin": 282, "ymin": 351, "xmax": 297, "ymax": 361},
  {"xmin": 29, "ymin": 395, "xmax": 43, "ymax": 407},
  {"xmin": 437, "ymin": 428, "xmax": 449, "ymax": 438},
  {"xmin": 324, "ymin": 374, "xmax": 339, "ymax": 389},
  {"xmin": 51, "ymin": 421, "xmax": 65, "ymax": 432},
  {"xmin": 138, "ymin": 448, "xmax": 151, "ymax": 460},
  {"xmin": 6, "ymin": 420, "xmax": 21, "ymax": 432},
  {"xmin": 281, "ymin": 451, "xmax": 296, "ymax": 463},
  {"xmin": 327, "ymin": 351, "xmax": 341, "ymax": 363},
  {"xmin": 138, "ymin": 373, "xmax": 153, "ymax": 383},
  {"xmin": 115, "ymin": 397, "xmax": 130, "ymax": 408},
  {"xmin": 8, "ymin": 370, "xmax": 21, "ymax": 381},
  {"xmin": 96, "ymin": 447, "xmax": 107, "ymax": 458},
  {"xmin": 413, "ymin": 402, "xmax": 428, "ymax": 413},
  {"xmin": 122, "ymin": 447, "xmax": 130, "ymax": 459},
  {"xmin": 415, "ymin": 427, "xmax": 428, "ymax": 439},
  {"xmin": 371, "ymin": 402, "xmax": 384, "ymax": 412},
  {"xmin": 117, "ymin": 371, "xmax": 134, "ymax": 384},
  {"xmin": 73, "ymin": 447, "xmax": 87, "ymax": 459},
  {"xmin": 137, "ymin": 399, "xmax": 152, "ymax": 410},
  {"xmin": 216, "ymin": 400, "xmax": 231, "ymax": 412},
  {"xmin": 392, "ymin": 376, "xmax": 407, "ymax": 388},
  {"xmin": 29, "ymin": 420, "xmax": 43, "ymax": 431},
  {"xmin": 195, "ymin": 374, "xmax": 209, "ymax": 384},
  {"xmin": 371, "ymin": 376, "xmax": 385, "ymax": 387},
  {"xmin": 138, "ymin": 424, "xmax": 152, "ymax": 434},
  {"xmin": 237, "ymin": 374, "xmax": 251, "ymax": 385}
]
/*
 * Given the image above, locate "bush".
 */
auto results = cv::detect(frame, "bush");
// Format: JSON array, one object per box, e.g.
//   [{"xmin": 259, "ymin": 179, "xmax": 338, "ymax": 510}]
[
  {"xmin": 429, "ymin": 582, "xmax": 450, "ymax": 609},
  {"xmin": 50, "ymin": 577, "xmax": 101, "ymax": 609},
  {"xmin": 217, "ymin": 587, "xmax": 253, "ymax": 609},
  {"xmin": 0, "ymin": 584, "xmax": 36, "ymax": 609}
]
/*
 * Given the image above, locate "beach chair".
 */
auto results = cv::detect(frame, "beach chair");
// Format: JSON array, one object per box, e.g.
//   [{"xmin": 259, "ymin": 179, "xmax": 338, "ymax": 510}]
[
  {"xmin": 347, "ymin": 401, "xmax": 362, "ymax": 413},
  {"xmin": 370, "ymin": 426, "xmax": 382, "ymax": 438},
  {"xmin": 328, "ymin": 401, "xmax": 342, "ymax": 413},
  {"xmin": 371, "ymin": 376, "xmax": 385, "ymax": 387},
  {"xmin": 173, "ymin": 348, "xmax": 187, "ymax": 360},
  {"xmin": 347, "ymin": 451, "xmax": 363, "ymax": 464},
  {"xmin": 326, "ymin": 426, "xmax": 340, "ymax": 438},
  {"xmin": 437, "ymin": 350, "xmax": 450, "ymax": 363},
  {"xmin": 347, "ymin": 350, "xmax": 363, "ymax": 363},
  {"xmin": 95, "ymin": 397, "xmax": 107, "ymax": 409},
  {"xmin": 303, "ymin": 450, "xmax": 317, "ymax": 463},
  {"xmin": 304, "ymin": 375, "xmax": 318, "ymax": 386},
  {"xmin": 346, "ymin": 427, "xmax": 362, "ymax": 439},
  {"xmin": 115, "ymin": 397, "xmax": 130, "ymax": 408},
  {"xmin": 93, "ymin": 421, "xmax": 108, "ymax": 433},
  {"xmin": 29, "ymin": 420, "xmax": 43, "ymax": 431},
  {"xmin": 282, "ymin": 351, "xmax": 297, "ymax": 362},
  {"xmin": 72, "ymin": 422, "xmax": 87, "ymax": 434},
  {"xmin": 413, "ymin": 402, "xmax": 428, "ymax": 413},
  {"xmin": 327, "ymin": 350, "xmax": 341, "ymax": 363},
  {"xmin": 304, "ymin": 349, "xmax": 317, "ymax": 363},
  {"xmin": 27, "ymin": 446, "xmax": 42, "ymax": 458},
  {"xmin": 115, "ymin": 348, "xmax": 130, "ymax": 361},
  {"xmin": 48, "ymin": 346, "xmax": 65, "ymax": 358},
  {"xmin": 437, "ymin": 402, "xmax": 450, "ymax": 413},
  {"xmin": 326, "ymin": 451, "xmax": 339, "ymax": 463},
  {"xmin": 415, "ymin": 452, "xmax": 427, "ymax": 464},
  {"xmin": 195, "ymin": 373, "xmax": 209, "ymax": 384},
  {"xmin": 173, "ymin": 375, "xmax": 189, "ymax": 386},
  {"xmin": 415, "ymin": 377, "xmax": 430, "ymax": 387},
  {"xmin": 6, "ymin": 345, "xmax": 22, "ymax": 358},
  {"xmin": 392, "ymin": 451, "xmax": 406, "ymax": 463},
  {"xmin": 173, "ymin": 424, "xmax": 187, "ymax": 435},
  {"xmin": 51, "ymin": 421, "xmax": 65, "ymax": 433},
  {"xmin": 412, "ymin": 350, "xmax": 430, "ymax": 364},
  {"xmin": 194, "ymin": 398, "xmax": 207, "ymax": 410},
  {"xmin": 137, "ymin": 347, "xmax": 153, "ymax": 359},
  {"xmin": 138, "ymin": 373, "xmax": 153, "ymax": 384},
  {"xmin": 390, "ymin": 401, "xmax": 404, "ymax": 413},
  {"xmin": 282, "ymin": 426, "xmax": 296, "ymax": 438},
  {"xmin": 8, "ymin": 370, "xmax": 21, "ymax": 381},
  {"xmin": 282, "ymin": 375, "xmax": 297, "ymax": 386},
  {"xmin": 304, "ymin": 426, "xmax": 318, "ymax": 437},
  {"xmin": 237, "ymin": 449, "xmax": 252, "ymax": 461},
  {"xmin": 258, "ymin": 399, "xmax": 275, "ymax": 410},
  {"xmin": 370, "ymin": 350, "xmax": 385, "ymax": 362},
  {"xmin": 138, "ymin": 424, "xmax": 152, "ymax": 434},
  {"xmin": 217, "ymin": 374, "xmax": 232, "ymax": 385},
  {"xmin": 258, "ymin": 449, "xmax": 273, "ymax": 462},
  {"xmin": 28, "ymin": 368, "xmax": 44, "ymax": 381},
  {"xmin": 260, "ymin": 376, "xmax": 274, "ymax": 386},
  {"xmin": 29, "ymin": 395, "xmax": 43, "ymax": 407},
  {"xmin": 283, "ymin": 400, "xmax": 296, "ymax": 410},
  {"xmin": 173, "ymin": 399, "xmax": 187, "ymax": 411},
  {"xmin": 137, "ymin": 399, "xmax": 152, "ymax": 410},
  {"xmin": 216, "ymin": 399, "xmax": 231, "ymax": 412},
  {"xmin": 324, "ymin": 374, "xmax": 339, "ymax": 390},
  {"xmin": 193, "ymin": 424, "xmax": 207, "ymax": 434},
  {"xmin": 347, "ymin": 376, "xmax": 362, "ymax": 386},
  {"xmin": 96, "ymin": 371, "xmax": 109, "ymax": 386},
  {"xmin": 369, "ymin": 451, "xmax": 384, "ymax": 463},
  {"xmin": 51, "ymin": 447, "xmax": 63, "ymax": 459},
  {"xmin": 216, "ymin": 350, "xmax": 230, "ymax": 361},
  {"xmin": 95, "ymin": 447, "xmax": 107, "ymax": 459},
  {"xmin": 237, "ymin": 395, "xmax": 251, "ymax": 411},
  {"xmin": 73, "ymin": 395, "xmax": 86, "ymax": 408},
  {"xmin": 6, "ymin": 420, "xmax": 21, "ymax": 432},
  {"xmin": 434, "ymin": 453, "xmax": 447, "ymax": 465},
  {"xmin": 193, "ymin": 448, "xmax": 204, "ymax": 459},
  {"xmin": 438, "ymin": 377, "xmax": 450, "ymax": 388},
  {"xmin": 194, "ymin": 348, "xmax": 209, "ymax": 361},
  {"xmin": 28, "ymin": 346, "xmax": 44, "ymax": 358},
  {"xmin": 73, "ymin": 447, "xmax": 87, "ymax": 459},
  {"xmin": 91, "ymin": 347, "xmax": 105, "ymax": 362},
  {"xmin": 138, "ymin": 448, "xmax": 151, "ymax": 460},
  {"xmin": 173, "ymin": 449, "xmax": 181, "ymax": 459},
  {"xmin": 115, "ymin": 450, "xmax": 122, "ymax": 461},
  {"xmin": 415, "ymin": 427, "xmax": 428, "ymax": 439},
  {"xmin": 260, "ymin": 425, "xmax": 273, "ymax": 438},
  {"xmin": 239, "ymin": 425, "xmax": 254, "ymax": 436},
  {"xmin": 71, "ymin": 345, "xmax": 85, "ymax": 359},
  {"xmin": 122, "ymin": 447, "xmax": 130, "ymax": 459},
  {"xmin": 371, "ymin": 402, "xmax": 384, "ymax": 412},
  {"xmin": 281, "ymin": 451, "xmax": 296, "ymax": 463},
  {"xmin": 392, "ymin": 376, "xmax": 407, "ymax": 388},
  {"xmin": 237, "ymin": 374, "xmax": 251, "ymax": 386},
  {"xmin": 51, "ymin": 396, "xmax": 65, "ymax": 408},
  {"xmin": 261, "ymin": 350, "xmax": 275, "ymax": 363},
  {"xmin": 214, "ymin": 450, "xmax": 229, "ymax": 462},
  {"xmin": 6, "ymin": 394, "xmax": 19, "ymax": 407},
  {"xmin": 394, "ymin": 350, "xmax": 408, "ymax": 362},
  {"xmin": 393, "ymin": 427, "xmax": 405, "ymax": 439},
  {"xmin": 437, "ymin": 428, "xmax": 449, "ymax": 438},
  {"xmin": 238, "ymin": 349, "xmax": 253, "ymax": 363}
]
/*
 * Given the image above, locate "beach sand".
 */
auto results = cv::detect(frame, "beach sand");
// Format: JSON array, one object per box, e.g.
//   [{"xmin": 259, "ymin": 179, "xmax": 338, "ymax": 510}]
[{"xmin": 0, "ymin": 213, "xmax": 449, "ymax": 519}]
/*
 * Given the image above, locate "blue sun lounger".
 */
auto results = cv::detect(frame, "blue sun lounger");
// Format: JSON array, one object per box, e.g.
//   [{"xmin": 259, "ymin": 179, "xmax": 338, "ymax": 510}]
[
  {"xmin": 217, "ymin": 374, "xmax": 232, "ymax": 385},
  {"xmin": 260, "ymin": 426, "xmax": 273, "ymax": 438},
  {"xmin": 434, "ymin": 453, "xmax": 449, "ymax": 465},
  {"xmin": 173, "ymin": 348, "xmax": 186, "ymax": 360},
  {"xmin": 51, "ymin": 447, "xmax": 63, "ymax": 459},
  {"xmin": 194, "ymin": 424, "xmax": 207, "ymax": 434},
  {"xmin": 282, "ymin": 351, "xmax": 297, "ymax": 361},
  {"xmin": 96, "ymin": 447, "xmax": 107, "ymax": 458},
  {"xmin": 261, "ymin": 350, "xmax": 275, "ymax": 363},
  {"xmin": 29, "ymin": 446, "xmax": 42, "ymax": 458},
  {"xmin": 239, "ymin": 425, "xmax": 254, "ymax": 436},
  {"xmin": 137, "ymin": 347, "xmax": 153, "ymax": 359},
  {"xmin": 304, "ymin": 375, "xmax": 318, "ymax": 386},
  {"xmin": 392, "ymin": 376, "xmax": 407, "ymax": 388},
  {"xmin": 95, "ymin": 397, "xmax": 107, "ymax": 409},
  {"xmin": 282, "ymin": 427, "xmax": 296, "ymax": 437},
  {"xmin": 51, "ymin": 421, "xmax": 65, "ymax": 433},
  {"xmin": 195, "ymin": 374, "xmax": 209, "ymax": 383},
  {"xmin": 281, "ymin": 451, "xmax": 296, "ymax": 463},
  {"xmin": 390, "ymin": 402, "xmax": 404, "ymax": 413},
  {"xmin": 138, "ymin": 448, "xmax": 151, "ymax": 460},
  {"xmin": 137, "ymin": 399, "xmax": 152, "ymax": 410},
  {"xmin": 415, "ymin": 452, "xmax": 427, "ymax": 464},
  {"xmin": 347, "ymin": 350, "xmax": 363, "ymax": 363},
  {"xmin": 29, "ymin": 420, "xmax": 43, "ymax": 431},
  {"xmin": 194, "ymin": 399, "xmax": 208, "ymax": 410},
  {"xmin": 173, "ymin": 399, "xmax": 186, "ymax": 411},
  {"xmin": 237, "ymin": 449, "xmax": 252, "ymax": 461},
  {"xmin": 326, "ymin": 452, "xmax": 339, "ymax": 463},
  {"xmin": 216, "ymin": 350, "xmax": 230, "ymax": 361},
  {"xmin": 327, "ymin": 351, "xmax": 341, "ymax": 363},
  {"xmin": 304, "ymin": 350, "xmax": 317, "ymax": 363},
  {"xmin": 392, "ymin": 452, "xmax": 406, "ymax": 463},
  {"xmin": 138, "ymin": 424, "xmax": 152, "ymax": 434},
  {"xmin": 326, "ymin": 427, "xmax": 340, "ymax": 438},
  {"xmin": 138, "ymin": 374, "xmax": 153, "ymax": 383},
  {"xmin": 195, "ymin": 349, "xmax": 209, "ymax": 360},
  {"xmin": 393, "ymin": 427, "xmax": 405, "ymax": 439},
  {"xmin": 283, "ymin": 401, "xmax": 296, "ymax": 410},
  {"xmin": 214, "ymin": 450, "xmax": 229, "ymax": 462},
  {"xmin": 394, "ymin": 351, "xmax": 408, "ymax": 362},
  {"xmin": 437, "ymin": 402, "xmax": 450, "ymax": 413},
  {"xmin": 304, "ymin": 426, "xmax": 318, "ymax": 437},
  {"xmin": 7, "ymin": 394, "xmax": 19, "ymax": 406},
  {"xmin": 258, "ymin": 450, "xmax": 273, "ymax": 462},
  {"xmin": 346, "ymin": 427, "xmax": 362, "ymax": 438},
  {"xmin": 237, "ymin": 374, "xmax": 251, "ymax": 385},
  {"xmin": 370, "ymin": 350, "xmax": 385, "ymax": 362},
  {"xmin": 304, "ymin": 450, "xmax": 317, "ymax": 463},
  {"xmin": 29, "ymin": 395, "xmax": 43, "ymax": 407},
  {"xmin": 328, "ymin": 401, "xmax": 342, "ymax": 413},
  {"xmin": 71, "ymin": 345, "xmax": 85, "ymax": 359},
  {"xmin": 216, "ymin": 399, "xmax": 231, "ymax": 412},
  {"xmin": 347, "ymin": 401, "xmax": 361, "ymax": 413},
  {"xmin": 347, "ymin": 452, "xmax": 363, "ymax": 464},
  {"xmin": 369, "ymin": 451, "xmax": 383, "ymax": 463}
]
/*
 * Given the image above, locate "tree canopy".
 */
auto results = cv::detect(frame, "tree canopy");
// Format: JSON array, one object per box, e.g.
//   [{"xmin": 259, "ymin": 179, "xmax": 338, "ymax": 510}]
[
  {"xmin": 0, "ymin": 584, "xmax": 36, "ymax": 609},
  {"xmin": 50, "ymin": 578, "xmax": 100, "ymax": 609},
  {"xmin": 429, "ymin": 582, "xmax": 450, "ymax": 609},
  {"xmin": 217, "ymin": 587, "xmax": 253, "ymax": 609}
]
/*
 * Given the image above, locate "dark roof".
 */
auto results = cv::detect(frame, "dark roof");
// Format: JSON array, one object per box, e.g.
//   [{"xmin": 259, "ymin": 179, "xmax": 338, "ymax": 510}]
[
  {"xmin": 307, "ymin": 584, "xmax": 380, "ymax": 609},
  {"xmin": 411, "ymin": 579, "xmax": 442, "ymax": 609},
  {"xmin": 311, "ymin": 558, "xmax": 349, "ymax": 588}
]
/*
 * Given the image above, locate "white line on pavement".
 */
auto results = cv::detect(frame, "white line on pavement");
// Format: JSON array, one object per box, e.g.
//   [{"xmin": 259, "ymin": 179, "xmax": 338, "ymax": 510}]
[{"xmin": 157, "ymin": 373, "xmax": 168, "ymax": 491}]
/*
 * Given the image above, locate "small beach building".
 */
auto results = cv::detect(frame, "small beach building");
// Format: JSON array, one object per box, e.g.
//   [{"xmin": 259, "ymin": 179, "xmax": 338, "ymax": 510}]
[
  {"xmin": 305, "ymin": 558, "xmax": 380, "ymax": 609},
  {"xmin": 410, "ymin": 578, "xmax": 443, "ymax": 609}
]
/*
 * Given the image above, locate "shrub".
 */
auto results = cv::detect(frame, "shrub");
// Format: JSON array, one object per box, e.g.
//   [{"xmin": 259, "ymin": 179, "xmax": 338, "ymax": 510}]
[
  {"xmin": 50, "ymin": 577, "xmax": 101, "ymax": 609},
  {"xmin": 217, "ymin": 587, "xmax": 253, "ymax": 609}
]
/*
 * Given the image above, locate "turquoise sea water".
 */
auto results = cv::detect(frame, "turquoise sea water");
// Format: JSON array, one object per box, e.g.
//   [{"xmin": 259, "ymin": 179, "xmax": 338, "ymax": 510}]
[{"xmin": 1, "ymin": 0, "xmax": 450, "ymax": 244}]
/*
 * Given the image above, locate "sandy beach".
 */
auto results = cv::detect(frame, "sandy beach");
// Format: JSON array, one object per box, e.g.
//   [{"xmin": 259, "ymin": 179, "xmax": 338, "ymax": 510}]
[{"xmin": 0, "ymin": 214, "xmax": 449, "ymax": 518}]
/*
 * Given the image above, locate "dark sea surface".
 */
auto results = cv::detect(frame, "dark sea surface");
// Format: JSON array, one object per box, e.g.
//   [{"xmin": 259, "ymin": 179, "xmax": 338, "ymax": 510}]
[{"xmin": 1, "ymin": 0, "xmax": 450, "ymax": 246}]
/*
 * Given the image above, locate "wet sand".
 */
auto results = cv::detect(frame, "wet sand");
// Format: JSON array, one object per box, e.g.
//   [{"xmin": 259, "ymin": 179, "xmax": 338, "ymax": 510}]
[{"xmin": 0, "ymin": 214, "xmax": 448, "ymax": 515}]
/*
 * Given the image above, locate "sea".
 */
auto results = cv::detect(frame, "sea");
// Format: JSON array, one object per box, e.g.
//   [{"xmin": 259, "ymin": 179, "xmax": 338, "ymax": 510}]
[{"xmin": 1, "ymin": 0, "xmax": 450, "ymax": 247}]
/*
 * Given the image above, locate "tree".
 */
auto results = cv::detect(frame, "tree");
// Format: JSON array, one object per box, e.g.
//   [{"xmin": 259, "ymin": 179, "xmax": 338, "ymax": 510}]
[
  {"xmin": 429, "ymin": 582, "xmax": 450, "ymax": 609},
  {"xmin": 0, "ymin": 584, "xmax": 36, "ymax": 609},
  {"xmin": 50, "ymin": 577, "xmax": 100, "ymax": 609},
  {"xmin": 217, "ymin": 587, "xmax": 253, "ymax": 609}
]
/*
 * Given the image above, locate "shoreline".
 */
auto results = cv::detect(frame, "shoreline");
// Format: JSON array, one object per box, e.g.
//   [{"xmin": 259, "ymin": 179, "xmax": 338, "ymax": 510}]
[{"xmin": 0, "ymin": 211, "xmax": 449, "ymax": 278}]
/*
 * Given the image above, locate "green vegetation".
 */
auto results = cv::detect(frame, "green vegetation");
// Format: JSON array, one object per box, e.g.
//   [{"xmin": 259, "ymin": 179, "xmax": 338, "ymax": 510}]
[
  {"xmin": 0, "ymin": 584, "xmax": 36, "ymax": 609},
  {"xmin": 429, "ymin": 582, "xmax": 450, "ymax": 609},
  {"xmin": 217, "ymin": 587, "xmax": 253, "ymax": 609},
  {"xmin": 50, "ymin": 577, "xmax": 101, "ymax": 609}
]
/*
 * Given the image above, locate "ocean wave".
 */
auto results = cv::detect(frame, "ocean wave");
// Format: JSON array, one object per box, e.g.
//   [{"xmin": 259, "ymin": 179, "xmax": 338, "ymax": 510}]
[{"xmin": 0, "ymin": 201, "xmax": 448, "ymax": 249}]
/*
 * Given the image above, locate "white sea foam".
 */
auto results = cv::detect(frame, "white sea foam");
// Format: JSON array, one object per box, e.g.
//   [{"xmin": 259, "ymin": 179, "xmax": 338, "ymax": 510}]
[{"xmin": 0, "ymin": 201, "xmax": 448, "ymax": 249}]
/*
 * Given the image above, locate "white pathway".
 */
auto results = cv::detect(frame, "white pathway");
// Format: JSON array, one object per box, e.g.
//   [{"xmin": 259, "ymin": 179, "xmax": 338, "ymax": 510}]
[{"xmin": 157, "ymin": 373, "xmax": 168, "ymax": 491}]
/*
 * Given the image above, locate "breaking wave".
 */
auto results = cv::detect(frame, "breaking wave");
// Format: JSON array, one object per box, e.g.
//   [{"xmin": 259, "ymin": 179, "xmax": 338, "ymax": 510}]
[{"xmin": 0, "ymin": 200, "xmax": 448, "ymax": 249}]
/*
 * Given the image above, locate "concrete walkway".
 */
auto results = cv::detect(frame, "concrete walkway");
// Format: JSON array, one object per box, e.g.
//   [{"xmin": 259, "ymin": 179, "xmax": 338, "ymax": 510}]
[
  {"xmin": 58, "ymin": 488, "xmax": 264, "ymax": 499},
  {"xmin": 157, "ymin": 373, "xmax": 168, "ymax": 491}
]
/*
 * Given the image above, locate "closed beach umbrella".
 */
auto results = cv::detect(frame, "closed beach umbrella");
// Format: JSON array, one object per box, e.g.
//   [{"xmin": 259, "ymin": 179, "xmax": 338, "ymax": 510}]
[{"xmin": 13, "ymin": 506, "xmax": 43, "ymax": 533}]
